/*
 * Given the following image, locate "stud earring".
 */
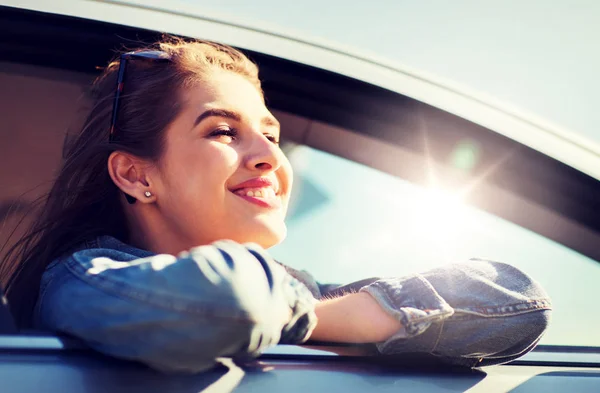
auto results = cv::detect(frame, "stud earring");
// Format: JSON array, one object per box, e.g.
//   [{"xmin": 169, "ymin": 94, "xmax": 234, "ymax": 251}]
[{"xmin": 144, "ymin": 191, "xmax": 152, "ymax": 198}]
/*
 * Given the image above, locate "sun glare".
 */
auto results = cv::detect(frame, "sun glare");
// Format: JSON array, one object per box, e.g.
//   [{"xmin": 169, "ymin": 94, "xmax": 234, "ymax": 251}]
[{"xmin": 408, "ymin": 186, "xmax": 473, "ymax": 258}]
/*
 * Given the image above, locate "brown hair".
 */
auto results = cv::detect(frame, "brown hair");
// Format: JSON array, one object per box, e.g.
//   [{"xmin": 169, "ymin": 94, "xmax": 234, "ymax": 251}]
[{"xmin": 0, "ymin": 37, "xmax": 262, "ymax": 328}]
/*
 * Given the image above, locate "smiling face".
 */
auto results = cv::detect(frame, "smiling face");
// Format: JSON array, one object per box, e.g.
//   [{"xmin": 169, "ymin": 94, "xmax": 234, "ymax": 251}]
[{"xmin": 142, "ymin": 69, "xmax": 292, "ymax": 253}]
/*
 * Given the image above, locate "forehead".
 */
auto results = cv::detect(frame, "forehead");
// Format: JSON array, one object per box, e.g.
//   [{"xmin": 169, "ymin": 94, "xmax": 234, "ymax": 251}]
[{"xmin": 182, "ymin": 70, "xmax": 270, "ymax": 119}]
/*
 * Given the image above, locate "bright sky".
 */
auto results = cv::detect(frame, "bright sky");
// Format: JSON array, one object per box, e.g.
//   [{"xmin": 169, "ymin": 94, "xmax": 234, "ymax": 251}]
[
  {"xmin": 272, "ymin": 146, "xmax": 600, "ymax": 347},
  {"xmin": 181, "ymin": 0, "xmax": 600, "ymax": 144}
]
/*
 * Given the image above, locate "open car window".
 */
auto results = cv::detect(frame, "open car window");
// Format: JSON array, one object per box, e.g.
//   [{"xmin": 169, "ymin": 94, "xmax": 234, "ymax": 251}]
[
  {"xmin": 271, "ymin": 144, "xmax": 600, "ymax": 348},
  {"xmin": 1, "ymin": 3, "xmax": 599, "ymax": 355}
]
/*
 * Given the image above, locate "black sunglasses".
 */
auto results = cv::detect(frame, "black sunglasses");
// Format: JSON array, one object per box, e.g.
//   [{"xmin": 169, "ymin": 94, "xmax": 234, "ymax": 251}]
[{"xmin": 109, "ymin": 50, "xmax": 172, "ymax": 142}]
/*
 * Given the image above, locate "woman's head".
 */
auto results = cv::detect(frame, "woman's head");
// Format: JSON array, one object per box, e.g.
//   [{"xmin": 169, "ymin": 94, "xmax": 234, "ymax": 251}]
[
  {"xmin": 105, "ymin": 40, "xmax": 292, "ymax": 254},
  {"xmin": 1, "ymin": 37, "xmax": 292, "ymax": 326}
]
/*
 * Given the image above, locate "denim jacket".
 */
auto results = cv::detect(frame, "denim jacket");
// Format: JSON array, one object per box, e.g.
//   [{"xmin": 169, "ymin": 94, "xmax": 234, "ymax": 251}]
[{"xmin": 34, "ymin": 236, "xmax": 552, "ymax": 373}]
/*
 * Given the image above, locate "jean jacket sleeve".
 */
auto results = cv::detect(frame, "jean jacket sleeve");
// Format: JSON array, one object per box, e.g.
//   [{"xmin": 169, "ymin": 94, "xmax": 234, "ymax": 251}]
[
  {"xmin": 323, "ymin": 259, "xmax": 552, "ymax": 367},
  {"xmin": 35, "ymin": 240, "xmax": 317, "ymax": 373}
]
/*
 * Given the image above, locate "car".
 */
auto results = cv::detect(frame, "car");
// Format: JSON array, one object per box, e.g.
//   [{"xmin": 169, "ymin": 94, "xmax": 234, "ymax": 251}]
[{"xmin": 1, "ymin": 1, "xmax": 599, "ymax": 392}]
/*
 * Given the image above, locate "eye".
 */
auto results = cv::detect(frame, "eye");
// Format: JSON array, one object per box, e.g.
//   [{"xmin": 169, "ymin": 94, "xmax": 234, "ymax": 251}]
[
  {"xmin": 209, "ymin": 127, "xmax": 237, "ymax": 142},
  {"xmin": 264, "ymin": 133, "xmax": 280, "ymax": 145}
]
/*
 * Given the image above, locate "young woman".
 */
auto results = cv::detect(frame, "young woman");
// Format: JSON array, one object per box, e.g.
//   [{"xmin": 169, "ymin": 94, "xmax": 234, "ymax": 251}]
[{"xmin": 1, "ymin": 38, "xmax": 552, "ymax": 373}]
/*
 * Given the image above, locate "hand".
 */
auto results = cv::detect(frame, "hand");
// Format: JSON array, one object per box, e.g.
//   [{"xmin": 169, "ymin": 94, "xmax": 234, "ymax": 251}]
[
  {"xmin": 241, "ymin": 242, "xmax": 318, "ymax": 346},
  {"xmin": 278, "ymin": 273, "xmax": 318, "ymax": 344}
]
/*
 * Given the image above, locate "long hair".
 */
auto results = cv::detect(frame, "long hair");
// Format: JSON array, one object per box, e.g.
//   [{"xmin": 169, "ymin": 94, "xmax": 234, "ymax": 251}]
[{"xmin": 0, "ymin": 37, "xmax": 262, "ymax": 328}]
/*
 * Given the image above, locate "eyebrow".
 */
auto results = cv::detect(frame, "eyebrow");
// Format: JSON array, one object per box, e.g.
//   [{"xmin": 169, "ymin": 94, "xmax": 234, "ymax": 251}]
[{"xmin": 193, "ymin": 108, "xmax": 280, "ymax": 128}]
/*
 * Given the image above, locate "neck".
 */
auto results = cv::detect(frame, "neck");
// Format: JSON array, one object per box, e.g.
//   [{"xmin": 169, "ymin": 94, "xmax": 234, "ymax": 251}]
[{"xmin": 125, "ymin": 205, "xmax": 193, "ymax": 256}]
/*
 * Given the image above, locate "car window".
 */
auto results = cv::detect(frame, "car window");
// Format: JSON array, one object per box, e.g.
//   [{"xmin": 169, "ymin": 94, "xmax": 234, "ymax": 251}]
[{"xmin": 271, "ymin": 145, "xmax": 600, "ymax": 347}]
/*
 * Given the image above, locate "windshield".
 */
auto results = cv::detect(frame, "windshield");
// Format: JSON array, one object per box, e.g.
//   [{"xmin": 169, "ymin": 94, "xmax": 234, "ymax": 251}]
[{"xmin": 271, "ymin": 144, "xmax": 600, "ymax": 347}]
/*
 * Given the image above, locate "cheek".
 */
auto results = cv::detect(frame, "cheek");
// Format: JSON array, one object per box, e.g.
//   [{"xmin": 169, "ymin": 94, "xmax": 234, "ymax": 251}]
[
  {"xmin": 279, "ymin": 157, "xmax": 294, "ymax": 208},
  {"xmin": 160, "ymin": 142, "xmax": 239, "ymax": 205}
]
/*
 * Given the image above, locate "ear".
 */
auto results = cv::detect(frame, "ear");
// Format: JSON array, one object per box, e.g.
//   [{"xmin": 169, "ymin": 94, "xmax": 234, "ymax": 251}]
[{"xmin": 107, "ymin": 151, "xmax": 156, "ymax": 204}]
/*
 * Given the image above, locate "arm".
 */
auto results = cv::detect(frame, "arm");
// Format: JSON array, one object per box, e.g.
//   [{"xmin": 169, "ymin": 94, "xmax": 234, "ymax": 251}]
[
  {"xmin": 310, "ymin": 292, "xmax": 401, "ymax": 343},
  {"xmin": 36, "ymin": 240, "xmax": 316, "ymax": 373},
  {"xmin": 315, "ymin": 260, "xmax": 552, "ymax": 367}
]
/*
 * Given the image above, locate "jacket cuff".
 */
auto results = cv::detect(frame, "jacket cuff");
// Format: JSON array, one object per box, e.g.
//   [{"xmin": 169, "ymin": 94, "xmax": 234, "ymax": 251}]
[
  {"xmin": 359, "ymin": 275, "xmax": 454, "ymax": 352},
  {"xmin": 278, "ymin": 273, "xmax": 319, "ymax": 345}
]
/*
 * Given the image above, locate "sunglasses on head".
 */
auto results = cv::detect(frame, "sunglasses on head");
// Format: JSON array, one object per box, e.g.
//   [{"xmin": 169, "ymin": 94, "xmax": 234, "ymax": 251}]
[{"xmin": 109, "ymin": 50, "xmax": 172, "ymax": 142}]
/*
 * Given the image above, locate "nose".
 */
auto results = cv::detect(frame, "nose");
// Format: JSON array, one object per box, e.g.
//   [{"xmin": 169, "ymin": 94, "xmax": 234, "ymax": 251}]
[{"xmin": 244, "ymin": 131, "xmax": 284, "ymax": 172}]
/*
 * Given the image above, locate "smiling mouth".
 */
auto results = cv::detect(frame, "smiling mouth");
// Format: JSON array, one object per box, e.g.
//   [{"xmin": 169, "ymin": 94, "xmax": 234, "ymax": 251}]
[{"xmin": 232, "ymin": 187, "xmax": 282, "ymax": 209}]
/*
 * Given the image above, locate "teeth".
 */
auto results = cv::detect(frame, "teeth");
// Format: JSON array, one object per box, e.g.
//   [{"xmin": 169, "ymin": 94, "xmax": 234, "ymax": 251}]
[
  {"xmin": 236, "ymin": 188, "xmax": 274, "ymax": 198},
  {"xmin": 247, "ymin": 189, "xmax": 263, "ymax": 197}
]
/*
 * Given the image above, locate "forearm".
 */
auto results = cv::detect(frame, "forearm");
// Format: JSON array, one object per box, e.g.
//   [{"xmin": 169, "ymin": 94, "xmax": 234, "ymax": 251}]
[
  {"xmin": 38, "ymin": 240, "xmax": 313, "ymax": 373},
  {"xmin": 309, "ymin": 292, "xmax": 402, "ymax": 343}
]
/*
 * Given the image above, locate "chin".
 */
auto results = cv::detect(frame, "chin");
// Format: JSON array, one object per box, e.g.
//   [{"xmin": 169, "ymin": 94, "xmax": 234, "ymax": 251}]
[
  {"xmin": 242, "ymin": 220, "xmax": 287, "ymax": 249},
  {"xmin": 256, "ymin": 227, "xmax": 287, "ymax": 249}
]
